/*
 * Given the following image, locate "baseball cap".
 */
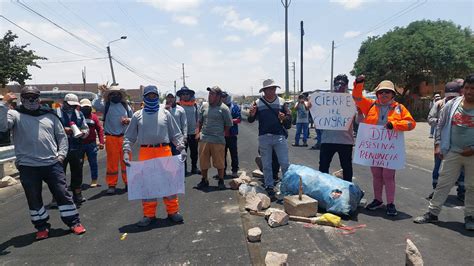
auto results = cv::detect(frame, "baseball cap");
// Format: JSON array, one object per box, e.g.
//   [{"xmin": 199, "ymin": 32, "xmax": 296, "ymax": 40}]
[
  {"xmin": 64, "ymin": 93, "xmax": 80, "ymax": 106},
  {"xmin": 207, "ymin": 86, "xmax": 222, "ymax": 95}
]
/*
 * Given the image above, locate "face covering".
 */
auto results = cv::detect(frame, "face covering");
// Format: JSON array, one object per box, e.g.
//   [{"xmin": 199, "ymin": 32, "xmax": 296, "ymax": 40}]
[
  {"xmin": 143, "ymin": 95, "xmax": 160, "ymax": 114},
  {"xmin": 334, "ymin": 82, "xmax": 348, "ymax": 93},
  {"xmin": 21, "ymin": 96, "xmax": 41, "ymax": 111},
  {"xmin": 110, "ymin": 95, "xmax": 122, "ymax": 104},
  {"xmin": 62, "ymin": 103, "xmax": 76, "ymax": 114},
  {"xmin": 81, "ymin": 107, "xmax": 92, "ymax": 117}
]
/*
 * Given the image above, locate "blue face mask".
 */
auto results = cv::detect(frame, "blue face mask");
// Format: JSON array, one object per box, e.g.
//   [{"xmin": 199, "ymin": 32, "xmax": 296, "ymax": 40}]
[{"xmin": 143, "ymin": 95, "xmax": 160, "ymax": 114}]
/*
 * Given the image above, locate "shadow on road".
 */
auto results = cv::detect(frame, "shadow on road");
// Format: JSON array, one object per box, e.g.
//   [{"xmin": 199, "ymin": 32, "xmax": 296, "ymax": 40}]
[
  {"xmin": 0, "ymin": 228, "xmax": 69, "ymax": 256},
  {"xmin": 433, "ymin": 221, "xmax": 474, "ymax": 237},
  {"xmin": 357, "ymin": 207, "xmax": 413, "ymax": 221},
  {"xmin": 118, "ymin": 218, "xmax": 181, "ymax": 234},
  {"xmin": 87, "ymin": 187, "xmax": 127, "ymax": 201}
]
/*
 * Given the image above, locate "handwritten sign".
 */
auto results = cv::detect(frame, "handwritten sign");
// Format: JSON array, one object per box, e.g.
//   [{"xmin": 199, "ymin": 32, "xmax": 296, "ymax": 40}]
[
  {"xmin": 353, "ymin": 123, "xmax": 405, "ymax": 170},
  {"xmin": 127, "ymin": 155, "xmax": 185, "ymax": 200},
  {"xmin": 309, "ymin": 92, "xmax": 356, "ymax": 130}
]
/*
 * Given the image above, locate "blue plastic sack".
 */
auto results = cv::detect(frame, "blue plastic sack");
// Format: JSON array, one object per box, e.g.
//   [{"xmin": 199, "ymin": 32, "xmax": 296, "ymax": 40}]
[{"xmin": 280, "ymin": 164, "xmax": 364, "ymax": 216}]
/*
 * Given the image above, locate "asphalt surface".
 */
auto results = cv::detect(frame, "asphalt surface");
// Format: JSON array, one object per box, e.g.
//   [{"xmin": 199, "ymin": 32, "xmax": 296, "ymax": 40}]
[{"xmin": 0, "ymin": 120, "xmax": 473, "ymax": 265}]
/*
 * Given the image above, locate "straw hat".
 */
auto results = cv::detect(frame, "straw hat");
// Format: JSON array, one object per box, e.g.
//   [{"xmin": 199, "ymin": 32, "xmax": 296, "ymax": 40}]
[
  {"xmin": 103, "ymin": 85, "xmax": 127, "ymax": 102},
  {"xmin": 260, "ymin": 79, "xmax": 280, "ymax": 92},
  {"xmin": 374, "ymin": 80, "xmax": 396, "ymax": 93}
]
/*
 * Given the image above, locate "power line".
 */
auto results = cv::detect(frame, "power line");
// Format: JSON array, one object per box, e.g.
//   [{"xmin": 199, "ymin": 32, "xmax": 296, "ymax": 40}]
[
  {"xmin": 336, "ymin": 0, "xmax": 427, "ymax": 47},
  {"xmin": 42, "ymin": 57, "xmax": 107, "ymax": 64},
  {"xmin": 0, "ymin": 15, "xmax": 93, "ymax": 58},
  {"xmin": 15, "ymin": 0, "xmax": 106, "ymax": 55}
]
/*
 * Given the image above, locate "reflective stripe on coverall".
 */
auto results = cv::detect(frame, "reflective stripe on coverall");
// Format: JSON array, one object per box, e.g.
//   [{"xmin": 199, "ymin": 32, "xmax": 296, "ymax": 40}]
[
  {"xmin": 139, "ymin": 145, "xmax": 179, "ymax": 217},
  {"xmin": 106, "ymin": 135, "xmax": 129, "ymax": 187}
]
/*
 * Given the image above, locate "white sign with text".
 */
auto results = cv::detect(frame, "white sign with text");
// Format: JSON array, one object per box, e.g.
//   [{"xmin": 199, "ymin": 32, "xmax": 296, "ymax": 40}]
[
  {"xmin": 127, "ymin": 155, "xmax": 185, "ymax": 200},
  {"xmin": 309, "ymin": 92, "xmax": 356, "ymax": 130},
  {"xmin": 353, "ymin": 123, "xmax": 406, "ymax": 170}
]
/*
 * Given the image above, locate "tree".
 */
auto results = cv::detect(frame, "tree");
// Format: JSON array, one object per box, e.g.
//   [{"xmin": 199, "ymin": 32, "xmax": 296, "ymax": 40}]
[
  {"xmin": 351, "ymin": 20, "xmax": 474, "ymax": 96},
  {"xmin": 0, "ymin": 30, "xmax": 46, "ymax": 88}
]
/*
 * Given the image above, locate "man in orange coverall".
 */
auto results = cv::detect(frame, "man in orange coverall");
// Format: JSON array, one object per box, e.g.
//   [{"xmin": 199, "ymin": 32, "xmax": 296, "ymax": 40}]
[{"xmin": 123, "ymin": 85, "xmax": 186, "ymax": 227}]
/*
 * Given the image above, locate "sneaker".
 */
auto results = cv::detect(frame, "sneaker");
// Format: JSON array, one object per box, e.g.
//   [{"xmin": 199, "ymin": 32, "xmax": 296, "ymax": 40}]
[
  {"xmin": 386, "ymin": 203, "xmax": 398, "ymax": 216},
  {"xmin": 414, "ymin": 212, "xmax": 439, "ymax": 224},
  {"xmin": 136, "ymin": 216, "xmax": 156, "ymax": 227},
  {"xmin": 255, "ymin": 156, "xmax": 263, "ymax": 171},
  {"xmin": 70, "ymin": 223, "xmax": 86, "ymax": 235},
  {"xmin": 266, "ymin": 187, "xmax": 276, "ymax": 201},
  {"xmin": 168, "ymin": 213, "xmax": 184, "ymax": 223},
  {"xmin": 465, "ymin": 216, "xmax": 474, "ymax": 231},
  {"xmin": 90, "ymin": 180, "xmax": 98, "ymax": 188},
  {"xmin": 36, "ymin": 229, "xmax": 49, "ymax": 240},
  {"xmin": 106, "ymin": 186, "xmax": 116, "ymax": 195},
  {"xmin": 196, "ymin": 179, "xmax": 209, "ymax": 189},
  {"xmin": 73, "ymin": 192, "xmax": 86, "ymax": 205},
  {"xmin": 212, "ymin": 174, "xmax": 220, "ymax": 180},
  {"xmin": 310, "ymin": 144, "xmax": 321, "ymax": 150},
  {"xmin": 301, "ymin": 142, "xmax": 308, "ymax": 147},
  {"xmin": 366, "ymin": 199, "xmax": 383, "ymax": 210},
  {"xmin": 457, "ymin": 193, "xmax": 465, "ymax": 202},
  {"xmin": 292, "ymin": 143, "xmax": 300, "ymax": 147},
  {"xmin": 124, "ymin": 184, "xmax": 128, "ymax": 192},
  {"xmin": 218, "ymin": 180, "xmax": 226, "ymax": 190},
  {"xmin": 231, "ymin": 171, "xmax": 239, "ymax": 178},
  {"xmin": 191, "ymin": 167, "xmax": 201, "ymax": 175}
]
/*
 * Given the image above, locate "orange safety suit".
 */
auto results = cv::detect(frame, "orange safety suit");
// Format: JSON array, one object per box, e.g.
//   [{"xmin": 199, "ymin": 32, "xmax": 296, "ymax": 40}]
[
  {"xmin": 139, "ymin": 146, "xmax": 179, "ymax": 218},
  {"xmin": 352, "ymin": 82, "xmax": 416, "ymax": 131},
  {"xmin": 106, "ymin": 135, "xmax": 129, "ymax": 187}
]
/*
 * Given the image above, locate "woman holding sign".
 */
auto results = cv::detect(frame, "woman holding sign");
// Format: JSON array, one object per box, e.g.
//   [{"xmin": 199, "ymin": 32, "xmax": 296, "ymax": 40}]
[{"xmin": 352, "ymin": 76, "xmax": 416, "ymax": 216}]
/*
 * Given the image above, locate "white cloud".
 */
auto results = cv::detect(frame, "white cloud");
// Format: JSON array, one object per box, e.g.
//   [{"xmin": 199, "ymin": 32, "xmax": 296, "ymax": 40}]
[
  {"xmin": 98, "ymin": 21, "xmax": 119, "ymax": 28},
  {"xmin": 304, "ymin": 44, "xmax": 327, "ymax": 60},
  {"xmin": 230, "ymin": 48, "xmax": 270, "ymax": 64},
  {"xmin": 343, "ymin": 31, "xmax": 361, "ymax": 38},
  {"xmin": 172, "ymin": 37, "xmax": 185, "ymax": 47},
  {"xmin": 18, "ymin": 22, "xmax": 68, "ymax": 40},
  {"xmin": 212, "ymin": 6, "xmax": 268, "ymax": 36},
  {"xmin": 139, "ymin": 0, "xmax": 201, "ymax": 12},
  {"xmin": 224, "ymin": 35, "xmax": 241, "ymax": 42},
  {"xmin": 173, "ymin": 15, "xmax": 198, "ymax": 26},
  {"xmin": 265, "ymin": 31, "xmax": 294, "ymax": 44},
  {"xmin": 330, "ymin": 0, "xmax": 364, "ymax": 9}
]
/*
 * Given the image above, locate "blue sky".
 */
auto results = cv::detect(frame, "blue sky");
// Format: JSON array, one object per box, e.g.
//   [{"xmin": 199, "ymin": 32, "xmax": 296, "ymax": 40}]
[{"xmin": 1, "ymin": 0, "xmax": 473, "ymax": 96}]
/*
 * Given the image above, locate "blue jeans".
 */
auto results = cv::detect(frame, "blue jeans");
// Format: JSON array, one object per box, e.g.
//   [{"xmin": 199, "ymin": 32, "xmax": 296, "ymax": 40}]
[
  {"xmin": 315, "ymin": 129, "xmax": 322, "ymax": 144},
  {"xmin": 258, "ymin": 134, "xmax": 289, "ymax": 189},
  {"xmin": 295, "ymin": 123, "xmax": 309, "ymax": 144},
  {"xmin": 82, "ymin": 143, "xmax": 98, "ymax": 180},
  {"xmin": 432, "ymin": 155, "xmax": 465, "ymax": 194}
]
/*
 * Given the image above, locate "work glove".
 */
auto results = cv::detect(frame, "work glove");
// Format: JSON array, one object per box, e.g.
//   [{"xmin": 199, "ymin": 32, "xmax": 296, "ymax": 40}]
[
  {"xmin": 355, "ymin": 75, "xmax": 365, "ymax": 84},
  {"xmin": 385, "ymin": 122, "xmax": 394, "ymax": 130},
  {"xmin": 123, "ymin": 152, "xmax": 131, "ymax": 166},
  {"xmin": 179, "ymin": 149, "xmax": 187, "ymax": 162}
]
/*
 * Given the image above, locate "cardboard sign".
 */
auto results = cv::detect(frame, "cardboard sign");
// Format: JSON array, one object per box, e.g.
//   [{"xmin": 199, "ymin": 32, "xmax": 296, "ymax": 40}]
[
  {"xmin": 353, "ymin": 123, "xmax": 406, "ymax": 170},
  {"xmin": 127, "ymin": 155, "xmax": 185, "ymax": 200},
  {"xmin": 309, "ymin": 92, "xmax": 356, "ymax": 130}
]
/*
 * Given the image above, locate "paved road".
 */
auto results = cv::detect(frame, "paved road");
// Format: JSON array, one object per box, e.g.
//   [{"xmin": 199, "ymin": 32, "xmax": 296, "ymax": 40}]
[{"xmin": 0, "ymin": 121, "xmax": 472, "ymax": 265}]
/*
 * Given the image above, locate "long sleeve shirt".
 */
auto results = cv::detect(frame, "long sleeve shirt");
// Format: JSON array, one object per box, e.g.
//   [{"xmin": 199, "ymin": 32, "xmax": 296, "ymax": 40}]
[
  {"xmin": 83, "ymin": 113, "xmax": 105, "ymax": 145},
  {"xmin": 0, "ymin": 103, "xmax": 68, "ymax": 167},
  {"xmin": 92, "ymin": 96, "xmax": 132, "ymax": 135},
  {"xmin": 123, "ymin": 109, "xmax": 185, "ymax": 152},
  {"xmin": 180, "ymin": 104, "xmax": 198, "ymax": 135},
  {"xmin": 162, "ymin": 104, "xmax": 187, "ymax": 136}
]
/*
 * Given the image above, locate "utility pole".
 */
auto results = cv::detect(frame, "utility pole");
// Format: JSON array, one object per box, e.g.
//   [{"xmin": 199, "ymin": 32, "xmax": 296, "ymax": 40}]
[
  {"xmin": 181, "ymin": 63, "xmax": 188, "ymax": 87},
  {"xmin": 107, "ymin": 46, "xmax": 117, "ymax": 85},
  {"xmin": 330, "ymin": 40, "xmax": 335, "ymax": 92},
  {"xmin": 300, "ymin": 21, "xmax": 304, "ymax": 92},
  {"xmin": 281, "ymin": 0, "xmax": 291, "ymax": 98},
  {"xmin": 174, "ymin": 80, "xmax": 177, "ymax": 95},
  {"xmin": 292, "ymin": 62, "xmax": 296, "ymax": 99}
]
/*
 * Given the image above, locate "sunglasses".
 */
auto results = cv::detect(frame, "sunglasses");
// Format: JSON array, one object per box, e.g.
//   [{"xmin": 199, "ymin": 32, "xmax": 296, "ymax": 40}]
[
  {"xmin": 22, "ymin": 94, "xmax": 39, "ymax": 100},
  {"xmin": 376, "ymin": 90, "xmax": 393, "ymax": 95}
]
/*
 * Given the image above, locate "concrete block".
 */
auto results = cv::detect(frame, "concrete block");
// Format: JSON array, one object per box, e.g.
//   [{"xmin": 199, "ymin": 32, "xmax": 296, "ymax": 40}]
[
  {"xmin": 252, "ymin": 169, "xmax": 264, "ymax": 178},
  {"xmin": 257, "ymin": 193, "xmax": 271, "ymax": 209},
  {"xmin": 245, "ymin": 193, "xmax": 263, "ymax": 212},
  {"xmin": 264, "ymin": 208, "xmax": 282, "ymax": 219},
  {"xmin": 406, "ymin": 239, "xmax": 423, "ymax": 266},
  {"xmin": 0, "ymin": 176, "xmax": 18, "ymax": 188},
  {"xmin": 229, "ymin": 178, "xmax": 244, "ymax": 190},
  {"xmin": 265, "ymin": 251, "xmax": 288, "ymax": 266},
  {"xmin": 268, "ymin": 210, "xmax": 289, "ymax": 228},
  {"xmin": 247, "ymin": 227, "xmax": 262, "ymax": 242},
  {"xmin": 283, "ymin": 195, "xmax": 318, "ymax": 217}
]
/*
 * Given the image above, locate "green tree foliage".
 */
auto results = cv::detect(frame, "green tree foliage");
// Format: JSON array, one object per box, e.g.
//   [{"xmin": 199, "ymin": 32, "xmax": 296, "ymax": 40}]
[
  {"xmin": 351, "ymin": 20, "xmax": 474, "ymax": 95},
  {"xmin": 0, "ymin": 30, "xmax": 46, "ymax": 87}
]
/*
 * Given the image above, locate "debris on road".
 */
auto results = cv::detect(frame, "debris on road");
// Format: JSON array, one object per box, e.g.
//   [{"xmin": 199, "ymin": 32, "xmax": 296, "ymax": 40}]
[
  {"xmin": 247, "ymin": 227, "xmax": 262, "ymax": 242},
  {"xmin": 257, "ymin": 193, "xmax": 271, "ymax": 209},
  {"xmin": 245, "ymin": 193, "xmax": 263, "ymax": 212},
  {"xmin": 0, "ymin": 176, "xmax": 18, "ymax": 188},
  {"xmin": 283, "ymin": 176, "xmax": 318, "ymax": 217},
  {"xmin": 265, "ymin": 251, "xmax": 288, "ymax": 266},
  {"xmin": 406, "ymin": 238, "xmax": 424, "ymax": 266},
  {"xmin": 267, "ymin": 210, "xmax": 289, "ymax": 228},
  {"xmin": 120, "ymin": 233, "xmax": 128, "ymax": 240}
]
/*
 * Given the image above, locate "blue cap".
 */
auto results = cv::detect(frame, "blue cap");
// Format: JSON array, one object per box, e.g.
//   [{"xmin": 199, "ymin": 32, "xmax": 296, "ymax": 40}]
[{"xmin": 143, "ymin": 85, "xmax": 159, "ymax": 96}]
